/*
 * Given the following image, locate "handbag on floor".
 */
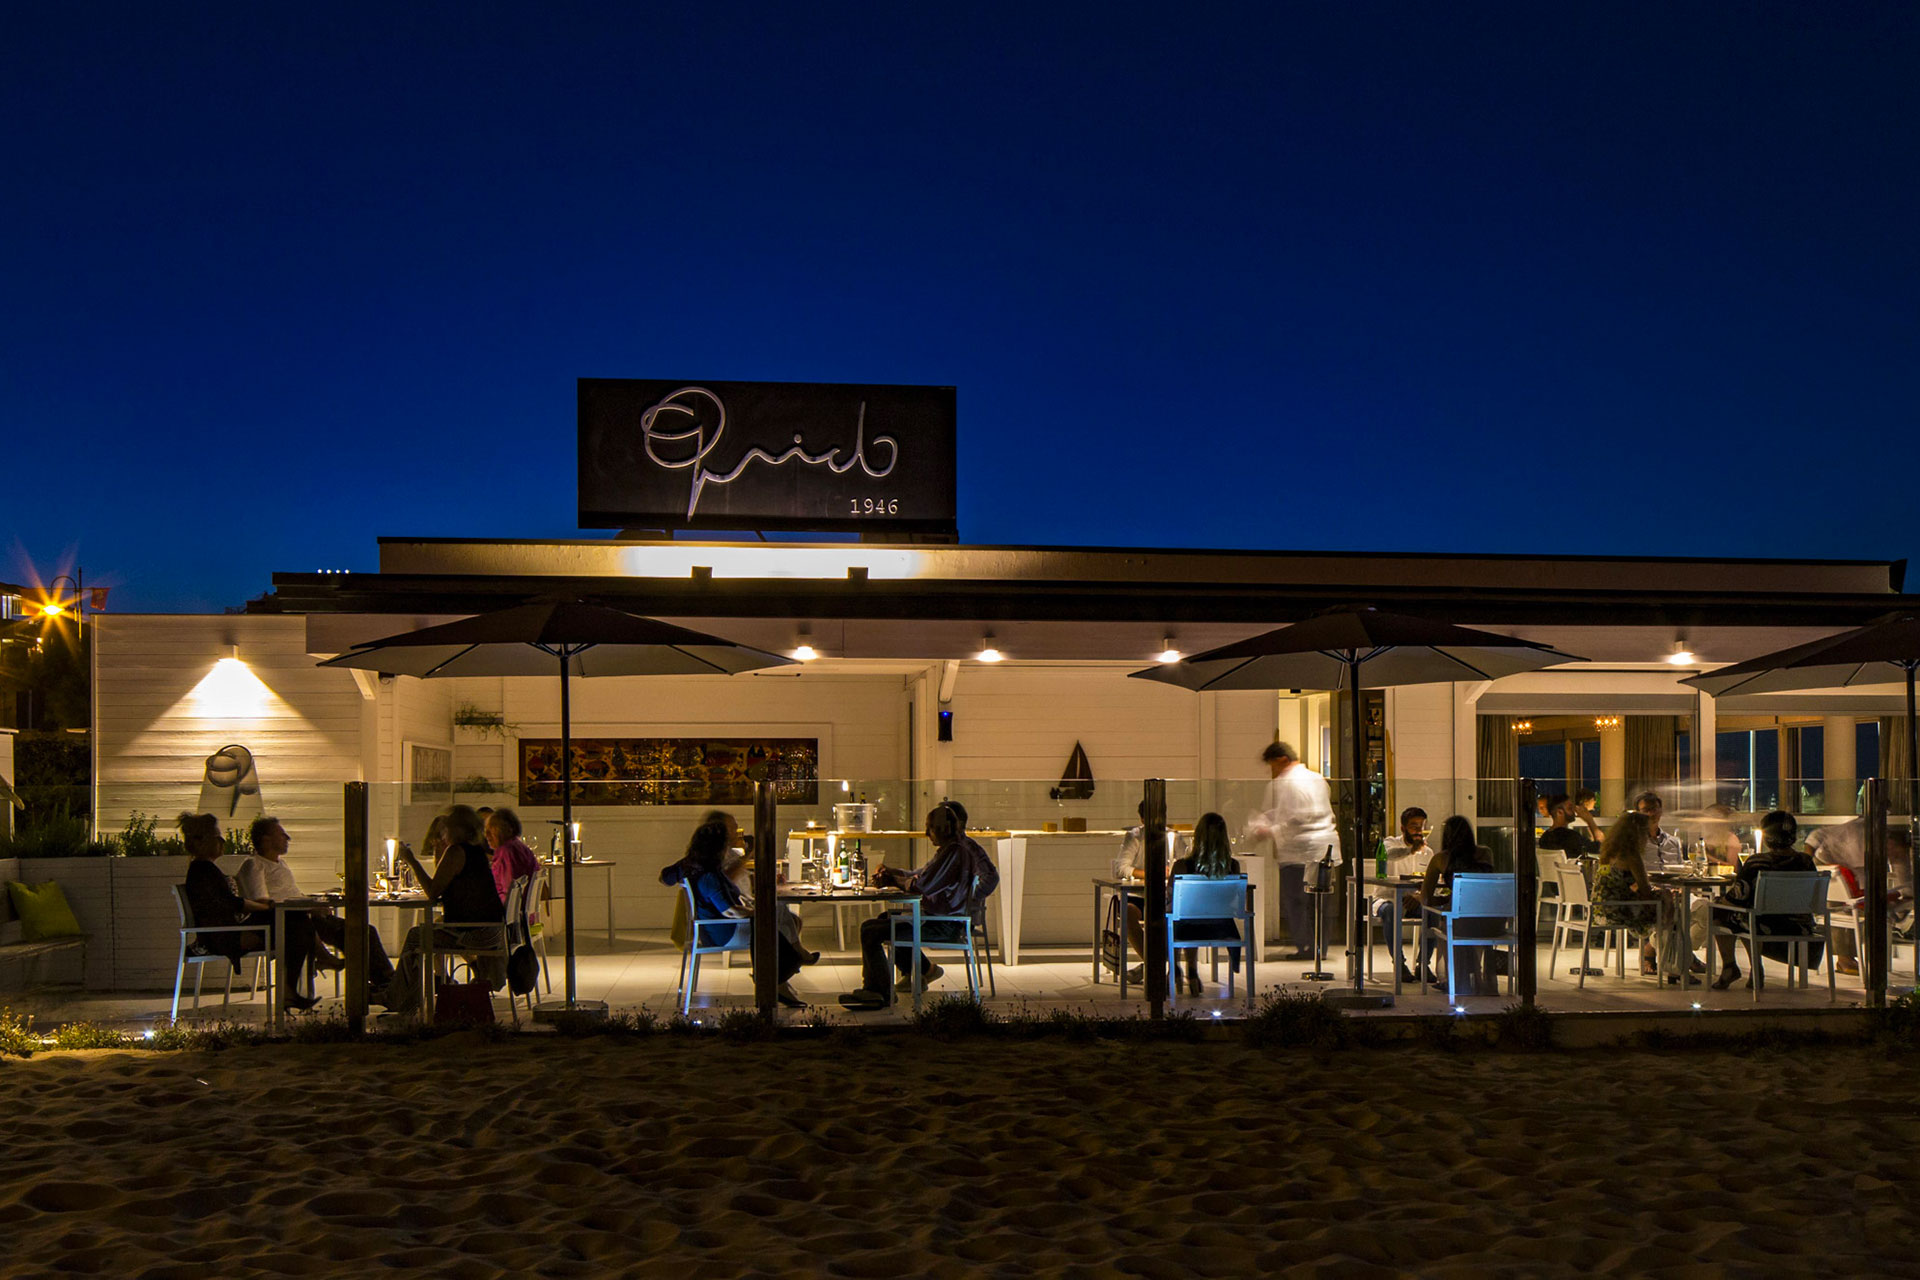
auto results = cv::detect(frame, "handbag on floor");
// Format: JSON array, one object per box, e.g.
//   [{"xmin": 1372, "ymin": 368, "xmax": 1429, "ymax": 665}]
[
  {"xmin": 1100, "ymin": 894, "xmax": 1127, "ymax": 973},
  {"xmin": 434, "ymin": 975, "xmax": 496, "ymax": 1026}
]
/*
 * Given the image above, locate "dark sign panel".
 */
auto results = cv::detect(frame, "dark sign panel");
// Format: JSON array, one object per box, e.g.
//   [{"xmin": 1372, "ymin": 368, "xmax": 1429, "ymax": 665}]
[{"xmin": 578, "ymin": 378, "xmax": 957, "ymax": 534}]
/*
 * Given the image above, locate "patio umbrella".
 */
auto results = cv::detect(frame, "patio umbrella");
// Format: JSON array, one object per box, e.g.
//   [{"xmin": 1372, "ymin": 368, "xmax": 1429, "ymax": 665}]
[
  {"xmin": 1132, "ymin": 606, "xmax": 1582, "ymax": 996},
  {"xmin": 321, "ymin": 599, "xmax": 795, "ymax": 1009},
  {"xmin": 1681, "ymin": 611, "xmax": 1920, "ymax": 822}
]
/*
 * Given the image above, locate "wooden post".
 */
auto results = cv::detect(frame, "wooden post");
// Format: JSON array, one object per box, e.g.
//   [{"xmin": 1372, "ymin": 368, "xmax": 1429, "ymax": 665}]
[
  {"xmin": 753, "ymin": 779, "xmax": 779, "ymax": 1019},
  {"xmin": 1144, "ymin": 779, "xmax": 1168, "ymax": 1018},
  {"xmin": 1515, "ymin": 777, "xmax": 1537, "ymax": 1007},
  {"xmin": 1864, "ymin": 777, "xmax": 1889, "ymax": 1010},
  {"xmin": 343, "ymin": 782, "xmax": 369, "ymax": 1035}
]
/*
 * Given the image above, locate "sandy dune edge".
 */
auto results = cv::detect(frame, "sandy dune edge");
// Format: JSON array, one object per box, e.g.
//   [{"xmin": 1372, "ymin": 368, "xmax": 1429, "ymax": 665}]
[{"xmin": 0, "ymin": 1038, "xmax": 1913, "ymax": 1278}]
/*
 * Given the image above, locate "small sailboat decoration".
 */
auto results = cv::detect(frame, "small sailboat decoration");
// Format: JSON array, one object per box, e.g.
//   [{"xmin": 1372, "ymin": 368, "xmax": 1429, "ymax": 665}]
[{"xmin": 1049, "ymin": 740, "xmax": 1095, "ymax": 801}]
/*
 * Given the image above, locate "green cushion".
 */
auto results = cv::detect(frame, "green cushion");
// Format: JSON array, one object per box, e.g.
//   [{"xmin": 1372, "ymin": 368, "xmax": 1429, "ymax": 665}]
[{"xmin": 6, "ymin": 880, "xmax": 84, "ymax": 943}]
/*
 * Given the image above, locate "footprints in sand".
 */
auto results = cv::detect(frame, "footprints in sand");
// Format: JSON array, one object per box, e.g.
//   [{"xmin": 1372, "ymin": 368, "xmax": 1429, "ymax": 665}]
[{"xmin": 0, "ymin": 1039, "xmax": 1915, "ymax": 1277}]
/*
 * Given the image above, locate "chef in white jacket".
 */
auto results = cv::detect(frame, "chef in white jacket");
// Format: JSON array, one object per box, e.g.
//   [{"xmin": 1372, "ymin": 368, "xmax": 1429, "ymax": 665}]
[{"xmin": 1245, "ymin": 741, "xmax": 1340, "ymax": 960}]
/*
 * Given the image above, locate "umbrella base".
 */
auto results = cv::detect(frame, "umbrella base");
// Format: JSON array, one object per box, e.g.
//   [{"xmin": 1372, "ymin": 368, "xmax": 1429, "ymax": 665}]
[
  {"xmin": 532, "ymin": 999, "xmax": 609, "ymax": 1025},
  {"xmin": 1299, "ymin": 969, "xmax": 1336, "ymax": 982}
]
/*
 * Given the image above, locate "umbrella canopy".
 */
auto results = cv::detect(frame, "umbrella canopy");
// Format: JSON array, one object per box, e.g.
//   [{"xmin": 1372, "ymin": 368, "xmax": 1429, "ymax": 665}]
[
  {"xmin": 1134, "ymin": 607, "xmax": 1579, "ymax": 693},
  {"xmin": 1679, "ymin": 612, "xmax": 1920, "ymax": 698},
  {"xmin": 321, "ymin": 599, "xmax": 795, "ymax": 1010},
  {"xmin": 319, "ymin": 600, "xmax": 791, "ymax": 679},
  {"xmin": 1134, "ymin": 606, "xmax": 1582, "ymax": 997},
  {"xmin": 1681, "ymin": 611, "xmax": 1920, "ymax": 818}
]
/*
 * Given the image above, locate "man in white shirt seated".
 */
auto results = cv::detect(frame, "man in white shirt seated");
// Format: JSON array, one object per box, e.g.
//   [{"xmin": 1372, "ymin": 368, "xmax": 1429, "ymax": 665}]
[
  {"xmin": 1634, "ymin": 791, "xmax": 1684, "ymax": 867},
  {"xmin": 1108, "ymin": 802, "xmax": 1192, "ymax": 979},
  {"xmin": 241, "ymin": 816, "xmax": 397, "ymax": 1002},
  {"xmin": 1370, "ymin": 807, "xmax": 1431, "ymax": 984}
]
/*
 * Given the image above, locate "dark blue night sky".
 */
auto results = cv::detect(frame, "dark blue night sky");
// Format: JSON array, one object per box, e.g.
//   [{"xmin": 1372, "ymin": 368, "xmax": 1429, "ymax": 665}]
[{"xmin": 5, "ymin": 4, "xmax": 1916, "ymax": 611}]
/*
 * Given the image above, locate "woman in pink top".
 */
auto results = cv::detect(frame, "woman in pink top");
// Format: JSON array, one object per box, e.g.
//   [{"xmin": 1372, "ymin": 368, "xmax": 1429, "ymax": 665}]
[{"xmin": 485, "ymin": 807, "xmax": 540, "ymax": 918}]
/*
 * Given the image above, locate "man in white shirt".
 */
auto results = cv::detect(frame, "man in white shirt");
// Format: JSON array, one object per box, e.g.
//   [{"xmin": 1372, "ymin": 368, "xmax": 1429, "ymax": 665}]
[
  {"xmin": 242, "ymin": 816, "xmax": 396, "ymax": 998},
  {"xmin": 1107, "ymin": 803, "xmax": 1191, "ymax": 978},
  {"xmin": 1246, "ymin": 741, "xmax": 1340, "ymax": 961},
  {"xmin": 1371, "ymin": 806, "xmax": 1431, "ymax": 983},
  {"xmin": 1634, "ymin": 792, "xmax": 1683, "ymax": 867}
]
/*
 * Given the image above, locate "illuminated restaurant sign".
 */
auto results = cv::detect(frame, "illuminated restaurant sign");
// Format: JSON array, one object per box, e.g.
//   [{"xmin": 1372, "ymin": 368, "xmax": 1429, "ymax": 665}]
[{"xmin": 578, "ymin": 378, "xmax": 958, "ymax": 535}]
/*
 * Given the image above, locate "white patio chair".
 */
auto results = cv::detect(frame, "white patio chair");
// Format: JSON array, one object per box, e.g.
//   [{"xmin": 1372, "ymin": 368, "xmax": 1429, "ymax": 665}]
[
  {"xmin": 437, "ymin": 877, "xmax": 531, "ymax": 1026},
  {"xmin": 170, "ymin": 884, "xmax": 274, "ymax": 1021},
  {"xmin": 1824, "ymin": 868, "xmax": 1913, "ymax": 985}
]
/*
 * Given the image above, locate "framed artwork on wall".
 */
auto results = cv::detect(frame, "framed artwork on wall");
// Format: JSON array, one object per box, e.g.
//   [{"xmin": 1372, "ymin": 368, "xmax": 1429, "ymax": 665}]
[
  {"xmin": 404, "ymin": 741, "xmax": 455, "ymax": 805},
  {"xmin": 518, "ymin": 737, "xmax": 819, "ymax": 807}
]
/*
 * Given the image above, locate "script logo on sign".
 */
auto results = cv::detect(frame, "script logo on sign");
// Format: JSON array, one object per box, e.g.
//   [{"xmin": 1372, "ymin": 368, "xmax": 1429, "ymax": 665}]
[
  {"xmin": 578, "ymin": 378, "xmax": 957, "ymax": 535},
  {"xmin": 638, "ymin": 386, "xmax": 898, "ymax": 521}
]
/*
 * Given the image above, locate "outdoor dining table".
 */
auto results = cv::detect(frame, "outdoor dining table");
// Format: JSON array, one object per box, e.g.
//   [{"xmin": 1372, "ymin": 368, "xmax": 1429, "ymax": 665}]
[
  {"xmin": 1648, "ymin": 870, "xmax": 1737, "ymax": 993},
  {"xmin": 542, "ymin": 858, "xmax": 617, "ymax": 947},
  {"xmin": 1351, "ymin": 875, "xmax": 1425, "ymax": 996},
  {"xmin": 1091, "ymin": 877, "xmax": 1146, "ymax": 998},
  {"xmin": 271, "ymin": 890, "xmax": 434, "ymax": 1028},
  {"xmin": 776, "ymin": 884, "xmax": 925, "ymax": 1014}
]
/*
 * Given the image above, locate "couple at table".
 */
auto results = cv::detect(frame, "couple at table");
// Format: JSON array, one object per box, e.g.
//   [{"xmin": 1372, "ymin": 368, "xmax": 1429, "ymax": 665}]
[{"xmin": 179, "ymin": 812, "xmax": 396, "ymax": 1013}]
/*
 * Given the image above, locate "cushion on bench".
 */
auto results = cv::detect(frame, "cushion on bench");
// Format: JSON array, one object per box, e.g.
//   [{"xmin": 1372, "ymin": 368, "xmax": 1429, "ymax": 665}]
[{"xmin": 5, "ymin": 881, "xmax": 85, "ymax": 943}]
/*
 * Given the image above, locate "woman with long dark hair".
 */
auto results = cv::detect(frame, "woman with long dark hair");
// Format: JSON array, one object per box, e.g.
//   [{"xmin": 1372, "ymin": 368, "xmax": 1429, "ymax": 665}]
[
  {"xmin": 1418, "ymin": 815, "xmax": 1498, "ymax": 993},
  {"xmin": 661, "ymin": 819, "xmax": 808, "ymax": 1007},
  {"xmin": 1168, "ymin": 812, "xmax": 1243, "ymax": 997}
]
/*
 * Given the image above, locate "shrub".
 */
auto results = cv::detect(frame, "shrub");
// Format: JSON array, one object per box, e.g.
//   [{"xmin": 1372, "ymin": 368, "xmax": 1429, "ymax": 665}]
[
  {"xmin": 114, "ymin": 811, "xmax": 187, "ymax": 857},
  {"xmin": 0, "ymin": 1008, "xmax": 37, "ymax": 1057},
  {"xmin": 1243, "ymin": 990, "xmax": 1349, "ymax": 1051},
  {"xmin": 1494, "ymin": 1001, "xmax": 1554, "ymax": 1052},
  {"xmin": 47, "ymin": 1022, "xmax": 131, "ymax": 1050},
  {"xmin": 912, "ymin": 994, "xmax": 996, "ymax": 1039},
  {"xmin": 714, "ymin": 1007, "xmax": 778, "ymax": 1041},
  {"xmin": 0, "ymin": 808, "xmax": 94, "ymax": 858}
]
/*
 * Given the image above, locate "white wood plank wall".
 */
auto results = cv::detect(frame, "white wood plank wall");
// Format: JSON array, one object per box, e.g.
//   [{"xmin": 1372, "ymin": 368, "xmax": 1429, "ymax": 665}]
[
  {"xmin": 941, "ymin": 666, "xmax": 1276, "ymax": 945},
  {"xmin": 94, "ymin": 615, "xmax": 365, "ymax": 893}
]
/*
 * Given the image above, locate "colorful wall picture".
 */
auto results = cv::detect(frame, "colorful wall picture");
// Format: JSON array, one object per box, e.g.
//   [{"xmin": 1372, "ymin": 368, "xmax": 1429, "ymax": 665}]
[{"xmin": 518, "ymin": 737, "xmax": 819, "ymax": 807}]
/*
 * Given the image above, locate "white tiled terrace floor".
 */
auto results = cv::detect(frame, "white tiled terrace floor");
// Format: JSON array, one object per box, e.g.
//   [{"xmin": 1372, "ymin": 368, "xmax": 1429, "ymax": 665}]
[{"xmin": 9, "ymin": 926, "xmax": 1896, "ymax": 1033}]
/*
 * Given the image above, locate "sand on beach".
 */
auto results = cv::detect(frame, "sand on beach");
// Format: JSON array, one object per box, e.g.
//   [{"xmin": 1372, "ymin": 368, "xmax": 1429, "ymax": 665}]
[{"xmin": 0, "ymin": 1035, "xmax": 1914, "ymax": 1279}]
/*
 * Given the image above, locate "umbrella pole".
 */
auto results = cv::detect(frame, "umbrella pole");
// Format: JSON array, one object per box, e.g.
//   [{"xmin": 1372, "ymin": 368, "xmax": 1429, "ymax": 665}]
[
  {"xmin": 560, "ymin": 650, "xmax": 577, "ymax": 1008},
  {"xmin": 1907, "ymin": 665, "xmax": 1918, "ymax": 951},
  {"xmin": 1349, "ymin": 655, "xmax": 1367, "ymax": 994}
]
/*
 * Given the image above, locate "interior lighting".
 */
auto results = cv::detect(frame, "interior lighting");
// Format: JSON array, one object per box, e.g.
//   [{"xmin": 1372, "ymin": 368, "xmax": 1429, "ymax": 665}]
[
  {"xmin": 975, "ymin": 634, "xmax": 1004, "ymax": 663},
  {"xmin": 1595, "ymin": 716, "xmax": 1621, "ymax": 730},
  {"xmin": 1157, "ymin": 636, "xmax": 1182, "ymax": 664},
  {"xmin": 1514, "ymin": 720, "xmax": 1533, "ymax": 734}
]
